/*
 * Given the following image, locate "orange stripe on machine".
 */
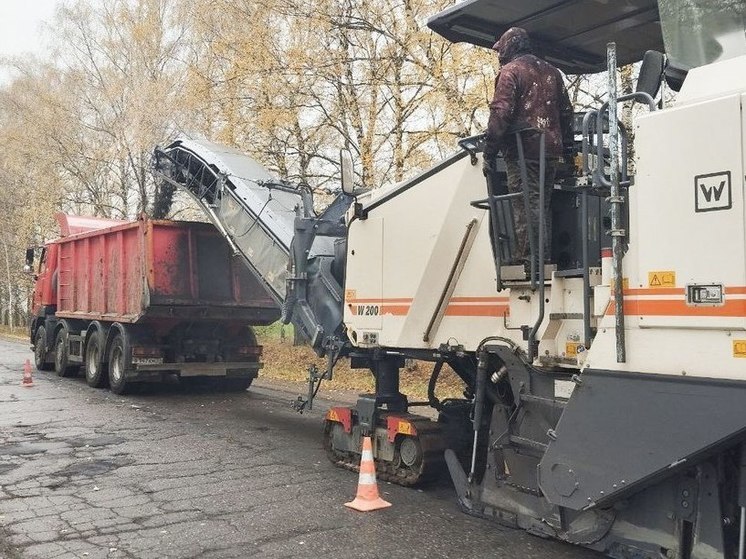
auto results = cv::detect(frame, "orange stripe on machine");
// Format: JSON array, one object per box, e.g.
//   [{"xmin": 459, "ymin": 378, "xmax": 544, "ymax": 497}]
[
  {"xmin": 450, "ymin": 296, "xmax": 510, "ymax": 303},
  {"xmin": 603, "ymin": 286, "xmax": 746, "ymax": 317},
  {"xmin": 624, "ymin": 287, "xmax": 685, "ymax": 296},
  {"xmin": 629, "ymin": 299, "xmax": 746, "ymax": 317},
  {"xmin": 605, "ymin": 298, "xmax": 746, "ymax": 317},
  {"xmin": 347, "ymin": 297, "xmax": 413, "ymax": 304},
  {"xmin": 445, "ymin": 304, "xmax": 510, "ymax": 317},
  {"xmin": 349, "ymin": 297, "xmax": 510, "ymax": 318},
  {"xmin": 621, "ymin": 287, "xmax": 746, "ymax": 297},
  {"xmin": 381, "ymin": 305, "xmax": 410, "ymax": 316}
]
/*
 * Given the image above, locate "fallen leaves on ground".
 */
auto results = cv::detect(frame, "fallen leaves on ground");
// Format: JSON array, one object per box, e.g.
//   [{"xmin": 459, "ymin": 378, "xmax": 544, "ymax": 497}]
[{"xmin": 257, "ymin": 334, "xmax": 466, "ymax": 401}]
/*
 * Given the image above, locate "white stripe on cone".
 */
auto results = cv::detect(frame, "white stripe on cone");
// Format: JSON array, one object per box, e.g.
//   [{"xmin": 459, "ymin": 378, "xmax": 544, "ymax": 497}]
[{"xmin": 358, "ymin": 473, "xmax": 377, "ymax": 485}]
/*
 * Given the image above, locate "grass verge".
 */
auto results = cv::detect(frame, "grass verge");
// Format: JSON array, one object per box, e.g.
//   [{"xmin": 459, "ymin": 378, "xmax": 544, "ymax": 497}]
[
  {"xmin": 0, "ymin": 325, "xmax": 27, "ymax": 342},
  {"xmin": 255, "ymin": 325, "xmax": 466, "ymax": 401}
]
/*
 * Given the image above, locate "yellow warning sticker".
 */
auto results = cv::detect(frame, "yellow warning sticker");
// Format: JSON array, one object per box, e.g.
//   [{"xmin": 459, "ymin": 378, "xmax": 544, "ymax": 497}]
[
  {"xmin": 734, "ymin": 340, "xmax": 746, "ymax": 359},
  {"xmin": 398, "ymin": 421, "xmax": 414, "ymax": 436},
  {"xmin": 327, "ymin": 409, "xmax": 340, "ymax": 422},
  {"xmin": 565, "ymin": 342, "xmax": 579, "ymax": 357},
  {"xmin": 648, "ymin": 271, "xmax": 676, "ymax": 288},
  {"xmin": 345, "ymin": 289, "xmax": 357, "ymax": 302}
]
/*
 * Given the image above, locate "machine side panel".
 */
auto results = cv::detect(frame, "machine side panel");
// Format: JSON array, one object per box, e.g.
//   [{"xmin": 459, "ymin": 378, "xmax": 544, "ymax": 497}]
[
  {"xmin": 586, "ymin": 94, "xmax": 746, "ymax": 378},
  {"xmin": 344, "ymin": 156, "xmax": 523, "ymax": 351},
  {"xmin": 538, "ymin": 369, "xmax": 746, "ymax": 511},
  {"xmin": 344, "ymin": 218, "xmax": 384, "ymax": 335},
  {"xmin": 634, "ymin": 94, "xmax": 745, "ymax": 331}
]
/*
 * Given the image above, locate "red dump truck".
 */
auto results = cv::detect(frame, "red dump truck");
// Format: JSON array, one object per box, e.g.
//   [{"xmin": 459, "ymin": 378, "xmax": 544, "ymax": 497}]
[{"xmin": 28, "ymin": 214, "xmax": 279, "ymax": 394}]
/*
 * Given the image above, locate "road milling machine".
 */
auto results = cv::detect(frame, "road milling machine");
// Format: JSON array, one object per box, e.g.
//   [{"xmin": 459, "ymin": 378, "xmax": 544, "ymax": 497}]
[{"xmin": 154, "ymin": 0, "xmax": 746, "ymax": 556}]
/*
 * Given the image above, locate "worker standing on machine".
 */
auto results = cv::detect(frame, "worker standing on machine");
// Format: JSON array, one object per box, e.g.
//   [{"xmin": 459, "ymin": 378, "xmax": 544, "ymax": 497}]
[{"xmin": 482, "ymin": 27, "xmax": 574, "ymax": 267}]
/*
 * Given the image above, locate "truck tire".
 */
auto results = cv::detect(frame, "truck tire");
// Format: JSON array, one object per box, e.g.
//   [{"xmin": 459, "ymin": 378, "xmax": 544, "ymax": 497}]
[
  {"xmin": 108, "ymin": 333, "xmax": 134, "ymax": 395},
  {"xmin": 215, "ymin": 326, "xmax": 258, "ymax": 392},
  {"xmin": 85, "ymin": 330, "xmax": 108, "ymax": 388},
  {"xmin": 54, "ymin": 328, "xmax": 79, "ymax": 378},
  {"xmin": 34, "ymin": 326, "xmax": 53, "ymax": 371}
]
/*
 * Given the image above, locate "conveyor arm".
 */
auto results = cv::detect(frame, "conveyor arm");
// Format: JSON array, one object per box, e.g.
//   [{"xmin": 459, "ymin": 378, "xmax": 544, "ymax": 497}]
[{"xmin": 153, "ymin": 138, "xmax": 351, "ymax": 355}]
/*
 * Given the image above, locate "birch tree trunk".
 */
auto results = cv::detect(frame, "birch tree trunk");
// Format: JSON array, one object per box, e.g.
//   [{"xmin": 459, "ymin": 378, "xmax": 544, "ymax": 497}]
[{"xmin": 3, "ymin": 241, "xmax": 14, "ymax": 332}]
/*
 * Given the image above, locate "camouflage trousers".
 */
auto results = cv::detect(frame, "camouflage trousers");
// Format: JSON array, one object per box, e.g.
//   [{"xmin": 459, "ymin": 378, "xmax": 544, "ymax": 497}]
[{"xmin": 505, "ymin": 158, "xmax": 557, "ymax": 264}]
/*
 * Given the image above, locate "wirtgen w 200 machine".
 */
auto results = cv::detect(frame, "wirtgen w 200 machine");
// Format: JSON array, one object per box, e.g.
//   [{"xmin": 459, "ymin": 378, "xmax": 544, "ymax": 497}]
[{"xmin": 155, "ymin": 0, "xmax": 746, "ymax": 556}]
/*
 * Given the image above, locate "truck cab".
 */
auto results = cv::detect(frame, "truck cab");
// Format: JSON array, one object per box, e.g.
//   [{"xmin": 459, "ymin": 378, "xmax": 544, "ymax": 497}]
[{"xmin": 29, "ymin": 243, "xmax": 58, "ymax": 318}]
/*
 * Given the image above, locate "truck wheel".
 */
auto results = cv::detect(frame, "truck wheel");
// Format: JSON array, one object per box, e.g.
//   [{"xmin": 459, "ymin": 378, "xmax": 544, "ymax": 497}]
[
  {"xmin": 34, "ymin": 327, "xmax": 53, "ymax": 371},
  {"xmin": 108, "ymin": 333, "xmax": 133, "ymax": 395},
  {"xmin": 54, "ymin": 328, "xmax": 79, "ymax": 378},
  {"xmin": 85, "ymin": 330, "xmax": 108, "ymax": 388}
]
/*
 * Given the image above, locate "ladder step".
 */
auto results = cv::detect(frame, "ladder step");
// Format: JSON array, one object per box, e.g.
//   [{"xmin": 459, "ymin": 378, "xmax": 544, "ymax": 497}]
[
  {"xmin": 501, "ymin": 265, "xmax": 528, "ymax": 281},
  {"xmin": 549, "ymin": 313, "xmax": 584, "ymax": 320},
  {"xmin": 501, "ymin": 264, "xmax": 556, "ymax": 283}
]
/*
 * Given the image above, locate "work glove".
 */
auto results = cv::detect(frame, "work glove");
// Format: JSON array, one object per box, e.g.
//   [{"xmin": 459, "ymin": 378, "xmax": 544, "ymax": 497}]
[{"xmin": 482, "ymin": 156, "xmax": 497, "ymax": 176}]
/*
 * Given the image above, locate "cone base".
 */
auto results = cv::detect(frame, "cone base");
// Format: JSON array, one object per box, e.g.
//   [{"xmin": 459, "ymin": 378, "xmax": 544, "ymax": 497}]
[
  {"xmin": 344, "ymin": 496, "xmax": 392, "ymax": 512},
  {"xmin": 21, "ymin": 382, "xmax": 34, "ymax": 387}
]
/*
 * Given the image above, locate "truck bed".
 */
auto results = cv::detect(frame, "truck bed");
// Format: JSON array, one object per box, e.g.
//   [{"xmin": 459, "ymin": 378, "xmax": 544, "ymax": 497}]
[{"xmin": 54, "ymin": 218, "xmax": 279, "ymax": 324}]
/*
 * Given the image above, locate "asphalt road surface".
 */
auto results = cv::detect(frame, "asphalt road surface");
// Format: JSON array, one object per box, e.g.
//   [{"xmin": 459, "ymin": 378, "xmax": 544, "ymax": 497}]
[{"xmin": 0, "ymin": 336, "xmax": 602, "ymax": 559}]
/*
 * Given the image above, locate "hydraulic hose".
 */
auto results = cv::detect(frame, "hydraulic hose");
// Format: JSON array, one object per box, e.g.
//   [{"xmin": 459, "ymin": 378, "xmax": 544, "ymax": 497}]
[
  {"xmin": 469, "ymin": 350, "xmax": 489, "ymax": 482},
  {"xmin": 427, "ymin": 361, "xmax": 444, "ymax": 411}
]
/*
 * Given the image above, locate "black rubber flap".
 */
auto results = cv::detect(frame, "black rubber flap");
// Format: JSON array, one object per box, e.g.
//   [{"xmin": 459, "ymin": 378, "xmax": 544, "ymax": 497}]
[
  {"xmin": 538, "ymin": 369, "xmax": 746, "ymax": 510},
  {"xmin": 426, "ymin": 0, "xmax": 663, "ymax": 74}
]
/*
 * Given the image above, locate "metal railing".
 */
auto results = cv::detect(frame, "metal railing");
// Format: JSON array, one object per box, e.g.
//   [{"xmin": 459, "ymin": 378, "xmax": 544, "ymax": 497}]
[
  {"xmin": 579, "ymin": 46, "xmax": 659, "ymax": 363},
  {"xmin": 472, "ymin": 128, "xmax": 547, "ymax": 361}
]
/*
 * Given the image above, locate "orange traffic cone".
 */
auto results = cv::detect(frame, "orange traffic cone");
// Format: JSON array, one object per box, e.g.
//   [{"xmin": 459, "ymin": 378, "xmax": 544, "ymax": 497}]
[
  {"xmin": 21, "ymin": 359, "xmax": 34, "ymax": 387},
  {"xmin": 344, "ymin": 436, "xmax": 392, "ymax": 512}
]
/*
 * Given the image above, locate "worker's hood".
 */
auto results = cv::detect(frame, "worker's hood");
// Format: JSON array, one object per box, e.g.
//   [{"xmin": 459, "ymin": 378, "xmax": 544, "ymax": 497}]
[{"xmin": 493, "ymin": 27, "xmax": 532, "ymax": 64}]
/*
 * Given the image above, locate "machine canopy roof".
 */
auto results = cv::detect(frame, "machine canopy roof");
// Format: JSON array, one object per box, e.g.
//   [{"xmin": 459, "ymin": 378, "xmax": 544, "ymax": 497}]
[{"xmin": 426, "ymin": 0, "xmax": 664, "ymax": 74}]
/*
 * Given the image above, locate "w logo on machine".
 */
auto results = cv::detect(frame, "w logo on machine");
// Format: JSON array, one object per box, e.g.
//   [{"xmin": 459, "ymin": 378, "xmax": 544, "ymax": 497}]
[{"xmin": 695, "ymin": 171, "xmax": 732, "ymax": 212}]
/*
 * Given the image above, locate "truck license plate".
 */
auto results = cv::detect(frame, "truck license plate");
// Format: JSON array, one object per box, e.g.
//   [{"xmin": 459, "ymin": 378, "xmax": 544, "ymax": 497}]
[{"xmin": 132, "ymin": 357, "xmax": 164, "ymax": 365}]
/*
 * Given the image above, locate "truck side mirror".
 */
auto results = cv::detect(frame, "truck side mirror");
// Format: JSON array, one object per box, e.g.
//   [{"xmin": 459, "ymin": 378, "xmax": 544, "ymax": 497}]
[
  {"xmin": 24, "ymin": 248, "xmax": 34, "ymax": 274},
  {"xmin": 340, "ymin": 149, "xmax": 355, "ymax": 195}
]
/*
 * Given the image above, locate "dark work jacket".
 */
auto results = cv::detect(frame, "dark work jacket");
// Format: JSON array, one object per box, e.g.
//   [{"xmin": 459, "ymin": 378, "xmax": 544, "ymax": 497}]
[{"xmin": 484, "ymin": 53, "xmax": 573, "ymax": 161}]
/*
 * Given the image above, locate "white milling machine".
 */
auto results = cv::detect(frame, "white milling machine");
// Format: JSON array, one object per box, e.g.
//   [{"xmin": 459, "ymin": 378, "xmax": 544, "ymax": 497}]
[
  {"xmin": 155, "ymin": 0, "xmax": 746, "ymax": 557},
  {"xmin": 347, "ymin": 0, "xmax": 746, "ymax": 556}
]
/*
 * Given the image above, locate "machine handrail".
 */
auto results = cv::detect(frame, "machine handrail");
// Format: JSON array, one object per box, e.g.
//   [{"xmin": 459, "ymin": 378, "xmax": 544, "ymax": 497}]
[
  {"xmin": 471, "ymin": 126, "xmax": 548, "ymax": 360},
  {"xmin": 470, "ymin": 192, "xmax": 523, "ymax": 210},
  {"xmin": 527, "ymin": 132, "xmax": 547, "ymax": 362},
  {"xmin": 593, "ymin": 91, "xmax": 656, "ymax": 188},
  {"xmin": 457, "ymin": 134, "xmax": 485, "ymax": 165}
]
